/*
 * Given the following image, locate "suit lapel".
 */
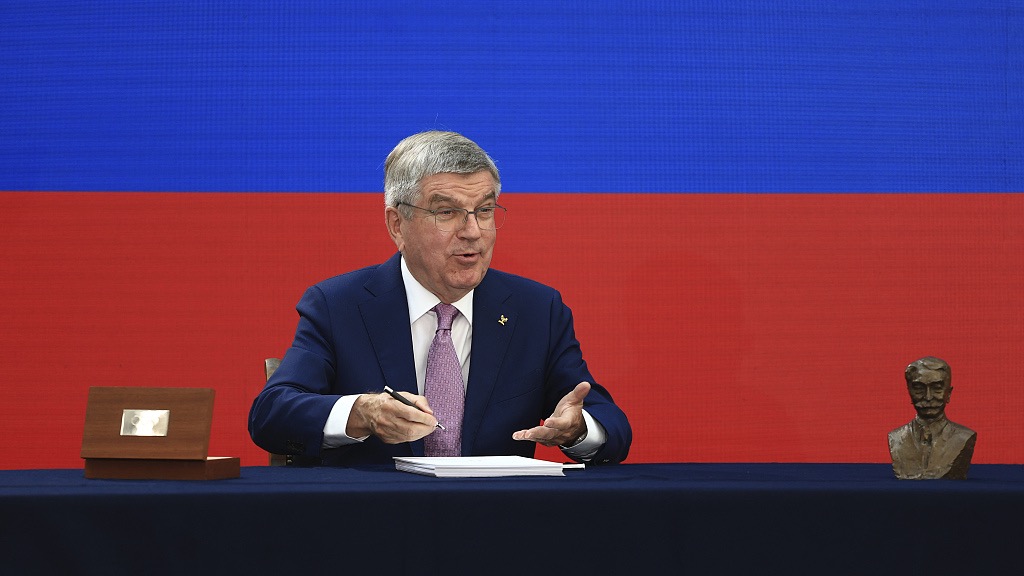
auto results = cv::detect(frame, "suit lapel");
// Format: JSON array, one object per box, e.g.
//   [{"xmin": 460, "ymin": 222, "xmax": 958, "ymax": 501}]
[
  {"xmin": 358, "ymin": 254, "xmax": 416, "ymax": 392},
  {"xmin": 358, "ymin": 254, "xmax": 423, "ymax": 455},
  {"xmin": 462, "ymin": 272, "xmax": 515, "ymax": 455}
]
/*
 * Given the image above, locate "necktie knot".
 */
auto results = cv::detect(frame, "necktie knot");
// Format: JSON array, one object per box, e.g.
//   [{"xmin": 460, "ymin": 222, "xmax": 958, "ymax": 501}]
[{"xmin": 434, "ymin": 303, "xmax": 459, "ymax": 331}]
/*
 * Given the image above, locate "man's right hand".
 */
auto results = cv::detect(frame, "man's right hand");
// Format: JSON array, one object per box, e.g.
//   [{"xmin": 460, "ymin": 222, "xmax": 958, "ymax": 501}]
[{"xmin": 346, "ymin": 391, "xmax": 439, "ymax": 444}]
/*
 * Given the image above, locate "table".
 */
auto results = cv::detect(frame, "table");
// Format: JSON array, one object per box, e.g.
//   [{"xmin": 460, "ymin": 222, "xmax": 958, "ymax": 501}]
[{"xmin": 2, "ymin": 463, "xmax": 1022, "ymax": 575}]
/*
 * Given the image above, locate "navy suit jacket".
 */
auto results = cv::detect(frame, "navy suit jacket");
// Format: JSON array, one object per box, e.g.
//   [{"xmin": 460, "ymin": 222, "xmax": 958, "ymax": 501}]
[{"xmin": 249, "ymin": 253, "xmax": 631, "ymax": 466}]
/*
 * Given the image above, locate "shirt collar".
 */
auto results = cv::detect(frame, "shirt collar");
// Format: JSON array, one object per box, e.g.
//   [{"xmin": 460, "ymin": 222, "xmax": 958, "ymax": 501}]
[{"xmin": 400, "ymin": 256, "xmax": 474, "ymax": 325}]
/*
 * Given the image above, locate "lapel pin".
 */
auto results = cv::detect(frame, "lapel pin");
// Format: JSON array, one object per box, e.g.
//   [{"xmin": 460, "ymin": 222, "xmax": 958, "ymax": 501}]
[{"xmin": 498, "ymin": 315, "xmax": 508, "ymax": 326}]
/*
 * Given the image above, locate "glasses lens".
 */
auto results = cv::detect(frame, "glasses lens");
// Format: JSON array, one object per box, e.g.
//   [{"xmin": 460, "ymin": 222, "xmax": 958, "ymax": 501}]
[{"xmin": 432, "ymin": 208, "xmax": 461, "ymax": 229}]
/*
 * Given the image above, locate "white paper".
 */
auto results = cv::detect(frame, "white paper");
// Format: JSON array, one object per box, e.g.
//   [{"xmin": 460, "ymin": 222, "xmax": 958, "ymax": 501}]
[{"xmin": 393, "ymin": 455, "xmax": 570, "ymax": 478}]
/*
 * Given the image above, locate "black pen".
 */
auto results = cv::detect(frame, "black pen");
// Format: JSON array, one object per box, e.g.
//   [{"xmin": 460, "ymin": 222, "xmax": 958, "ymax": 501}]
[{"xmin": 383, "ymin": 386, "xmax": 446, "ymax": 430}]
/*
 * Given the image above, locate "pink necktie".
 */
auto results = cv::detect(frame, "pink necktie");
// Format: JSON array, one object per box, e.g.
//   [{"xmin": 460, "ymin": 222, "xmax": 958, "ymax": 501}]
[{"xmin": 423, "ymin": 303, "xmax": 464, "ymax": 457}]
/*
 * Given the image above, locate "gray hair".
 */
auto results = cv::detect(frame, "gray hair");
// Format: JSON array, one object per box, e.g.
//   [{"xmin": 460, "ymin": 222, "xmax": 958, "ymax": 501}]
[{"xmin": 383, "ymin": 131, "xmax": 501, "ymax": 210}]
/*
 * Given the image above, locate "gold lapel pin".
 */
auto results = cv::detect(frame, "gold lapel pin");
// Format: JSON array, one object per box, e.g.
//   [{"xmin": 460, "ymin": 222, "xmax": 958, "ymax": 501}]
[{"xmin": 498, "ymin": 315, "xmax": 508, "ymax": 326}]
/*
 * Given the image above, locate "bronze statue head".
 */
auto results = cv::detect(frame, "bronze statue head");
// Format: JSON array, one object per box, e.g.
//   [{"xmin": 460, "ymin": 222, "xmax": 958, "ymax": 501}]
[{"xmin": 904, "ymin": 356, "xmax": 952, "ymax": 422}]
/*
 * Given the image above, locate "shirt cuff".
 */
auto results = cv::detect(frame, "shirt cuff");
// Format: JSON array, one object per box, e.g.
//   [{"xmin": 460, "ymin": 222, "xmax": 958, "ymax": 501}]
[
  {"xmin": 322, "ymin": 395, "xmax": 370, "ymax": 448},
  {"xmin": 560, "ymin": 409, "xmax": 606, "ymax": 462}
]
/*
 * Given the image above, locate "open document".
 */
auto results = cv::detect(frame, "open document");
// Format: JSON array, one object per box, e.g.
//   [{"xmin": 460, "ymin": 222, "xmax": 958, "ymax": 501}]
[{"xmin": 393, "ymin": 456, "xmax": 580, "ymax": 478}]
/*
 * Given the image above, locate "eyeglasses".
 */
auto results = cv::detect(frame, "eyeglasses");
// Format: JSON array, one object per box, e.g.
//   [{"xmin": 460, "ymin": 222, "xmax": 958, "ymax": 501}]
[{"xmin": 397, "ymin": 202, "xmax": 507, "ymax": 231}]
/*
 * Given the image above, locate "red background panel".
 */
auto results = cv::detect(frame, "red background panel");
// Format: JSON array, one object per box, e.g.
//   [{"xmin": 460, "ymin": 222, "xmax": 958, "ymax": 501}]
[{"xmin": 1, "ymin": 192, "xmax": 1022, "ymax": 469}]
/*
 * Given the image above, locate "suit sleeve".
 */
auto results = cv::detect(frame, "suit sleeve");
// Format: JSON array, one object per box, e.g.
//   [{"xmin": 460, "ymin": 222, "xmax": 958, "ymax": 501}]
[
  {"xmin": 545, "ymin": 291, "xmax": 632, "ymax": 464},
  {"xmin": 248, "ymin": 285, "xmax": 342, "ymax": 458}
]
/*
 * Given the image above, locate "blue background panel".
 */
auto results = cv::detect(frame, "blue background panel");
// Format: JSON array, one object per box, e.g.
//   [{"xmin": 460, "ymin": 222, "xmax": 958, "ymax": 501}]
[{"xmin": 1, "ymin": 1, "xmax": 1021, "ymax": 192}]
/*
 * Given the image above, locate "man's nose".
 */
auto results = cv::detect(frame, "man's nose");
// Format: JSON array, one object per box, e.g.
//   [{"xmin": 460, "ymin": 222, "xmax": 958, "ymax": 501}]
[{"xmin": 458, "ymin": 212, "xmax": 483, "ymax": 236}]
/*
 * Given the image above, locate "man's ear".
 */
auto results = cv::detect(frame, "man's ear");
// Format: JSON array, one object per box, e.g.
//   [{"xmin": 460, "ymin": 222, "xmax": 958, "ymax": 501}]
[{"xmin": 385, "ymin": 206, "xmax": 404, "ymax": 250}]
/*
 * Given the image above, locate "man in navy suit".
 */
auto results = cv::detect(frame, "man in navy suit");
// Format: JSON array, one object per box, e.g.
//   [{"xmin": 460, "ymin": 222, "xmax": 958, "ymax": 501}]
[{"xmin": 249, "ymin": 131, "xmax": 631, "ymax": 466}]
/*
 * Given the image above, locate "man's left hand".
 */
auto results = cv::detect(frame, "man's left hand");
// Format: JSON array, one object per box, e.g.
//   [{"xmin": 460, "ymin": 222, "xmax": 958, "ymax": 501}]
[{"xmin": 512, "ymin": 381, "xmax": 590, "ymax": 447}]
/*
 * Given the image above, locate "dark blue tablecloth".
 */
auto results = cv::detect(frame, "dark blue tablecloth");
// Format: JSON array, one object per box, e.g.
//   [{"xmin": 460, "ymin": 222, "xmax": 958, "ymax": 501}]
[{"xmin": 2, "ymin": 463, "xmax": 1021, "ymax": 575}]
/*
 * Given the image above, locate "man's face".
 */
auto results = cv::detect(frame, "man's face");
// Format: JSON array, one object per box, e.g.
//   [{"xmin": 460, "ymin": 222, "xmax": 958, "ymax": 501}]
[
  {"xmin": 386, "ymin": 171, "xmax": 497, "ymax": 304},
  {"xmin": 907, "ymin": 369, "xmax": 952, "ymax": 421}
]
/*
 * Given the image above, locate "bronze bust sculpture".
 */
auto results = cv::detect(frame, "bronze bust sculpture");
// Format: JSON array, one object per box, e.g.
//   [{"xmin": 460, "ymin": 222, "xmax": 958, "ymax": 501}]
[{"xmin": 888, "ymin": 357, "xmax": 976, "ymax": 480}]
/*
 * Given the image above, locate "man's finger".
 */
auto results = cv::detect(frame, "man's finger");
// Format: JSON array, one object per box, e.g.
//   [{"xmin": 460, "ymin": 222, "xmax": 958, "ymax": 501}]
[{"xmin": 569, "ymin": 381, "xmax": 591, "ymax": 403}]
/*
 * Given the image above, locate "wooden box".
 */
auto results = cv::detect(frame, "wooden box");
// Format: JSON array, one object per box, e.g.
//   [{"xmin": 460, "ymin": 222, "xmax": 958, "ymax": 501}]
[{"xmin": 81, "ymin": 387, "xmax": 239, "ymax": 480}]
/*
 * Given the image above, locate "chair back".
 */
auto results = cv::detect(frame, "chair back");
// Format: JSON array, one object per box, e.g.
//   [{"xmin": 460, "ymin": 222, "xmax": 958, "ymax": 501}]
[{"xmin": 264, "ymin": 358, "xmax": 291, "ymax": 466}]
